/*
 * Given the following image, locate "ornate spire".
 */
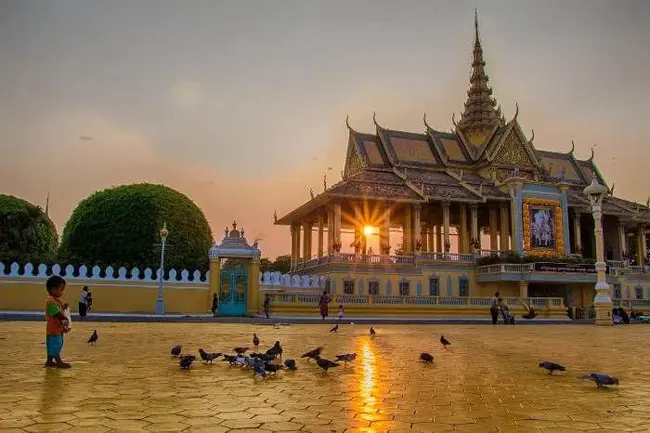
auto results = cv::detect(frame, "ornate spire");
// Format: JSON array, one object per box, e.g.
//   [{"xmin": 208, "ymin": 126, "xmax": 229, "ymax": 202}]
[{"xmin": 457, "ymin": 10, "xmax": 501, "ymax": 133}]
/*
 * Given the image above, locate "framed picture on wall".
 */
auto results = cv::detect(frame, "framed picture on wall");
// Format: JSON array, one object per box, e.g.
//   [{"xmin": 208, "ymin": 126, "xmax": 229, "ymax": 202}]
[{"xmin": 522, "ymin": 198, "xmax": 564, "ymax": 256}]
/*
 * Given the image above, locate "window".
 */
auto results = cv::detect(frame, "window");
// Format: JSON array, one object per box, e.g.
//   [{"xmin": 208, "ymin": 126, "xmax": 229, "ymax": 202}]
[
  {"xmin": 429, "ymin": 278, "xmax": 440, "ymax": 296},
  {"xmin": 343, "ymin": 280, "xmax": 355, "ymax": 295},
  {"xmin": 399, "ymin": 281, "xmax": 410, "ymax": 296},
  {"xmin": 459, "ymin": 278, "xmax": 469, "ymax": 297},
  {"xmin": 636, "ymin": 286, "xmax": 644, "ymax": 299},
  {"xmin": 368, "ymin": 280, "xmax": 379, "ymax": 296},
  {"xmin": 614, "ymin": 285, "xmax": 621, "ymax": 299},
  {"xmin": 324, "ymin": 279, "xmax": 331, "ymax": 294}
]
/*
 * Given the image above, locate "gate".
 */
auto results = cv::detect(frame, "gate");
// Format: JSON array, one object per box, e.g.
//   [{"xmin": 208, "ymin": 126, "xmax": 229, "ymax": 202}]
[{"xmin": 219, "ymin": 267, "xmax": 248, "ymax": 316}]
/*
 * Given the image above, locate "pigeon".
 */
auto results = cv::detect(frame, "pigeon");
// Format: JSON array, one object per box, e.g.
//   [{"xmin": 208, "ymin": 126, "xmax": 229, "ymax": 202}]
[
  {"xmin": 420, "ymin": 352, "xmax": 434, "ymax": 363},
  {"xmin": 171, "ymin": 345, "xmax": 182, "ymax": 357},
  {"xmin": 283, "ymin": 359, "xmax": 297, "ymax": 370},
  {"xmin": 87, "ymin": 330, "xmax": 98, "ymax": 345},
  {"xmin": 330, "ymin": 324, "xmax": 339, "ymax": 333},
  {"xmin": 580, "ymin": 373, "xmax": 619, "ymax": 387},
  {"xmin": 335, "ymin": 353, "xmax": 357, "ymax": 363},
  {"xmin": 254, "ymin": 363, "xmax": 267, "ymax": 377},
  {"xmin": 253, "ymin": 333, "xmax": 260, "ymax": 347},
  {"xmin": 440, "ymin": 335, "xmax": 451, "ymax": 348},
  {"xmin": 264, "ymin": 362, "xmax": 282, "ymax": 374},
  {"xmin": 315, "ymin": 356, "xmax": 340, "ymax": 373},
  {"xmin": 370, "ymin": 327, "xmax": 376, "ymax": 337},
  {"xmin": 198, "ymin": 349, "xmax": 221, "ymax": 364},
  {"xmin": 251, "ymin": 352, "xmax": 276, "ymax": 362},
  {"xmin": 301, "ymin": 347, "xmax": 323, "ymax": 361},
  {"xmin": 234, "ymin": 347, "xmax": 249, "ymax": 355},
  {"xmin": 265, "ymin": 341, "xmax": 283, "ymax": 358},
  {"xmin": 222, "ymin": 354, "xmax": 238, "ymax": 365},
  {"xmin": 179, "ymin": 355, "xmax": 196, "ymax": 369},
  {"xmin": 539, "ymin": 361, "xmax": 566, "ymax": 375}
]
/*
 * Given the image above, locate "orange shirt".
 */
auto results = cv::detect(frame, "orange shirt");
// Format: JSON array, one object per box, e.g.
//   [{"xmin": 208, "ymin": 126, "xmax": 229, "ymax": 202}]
[{"xmin": 45, "ymin": 295, "xmax": 65, "ymax": 336}]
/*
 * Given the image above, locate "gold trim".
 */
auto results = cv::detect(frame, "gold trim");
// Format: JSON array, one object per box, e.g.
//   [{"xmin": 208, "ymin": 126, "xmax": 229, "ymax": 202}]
[{"xmin": 522, "ymin": 198, "xmax": 564, "ymax": 257}]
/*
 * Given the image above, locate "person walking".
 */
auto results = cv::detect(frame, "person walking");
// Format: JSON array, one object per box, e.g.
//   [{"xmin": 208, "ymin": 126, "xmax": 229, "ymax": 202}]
[
  {"xmin": 490, "ymin": 291, "xmax": 500, "ymax": 325},
  {"xmin": 263, "ymin": 294, "xmax": 271, "ymax": 319},
  {"xmin": 318, "ymin": 290, "xmax": 332, "ymax": 320},
  {"xmin": 78, "ymin": 286, "xmax": 90, "ymax": 320},
  {"xmin": 211, "ymin": 293, "xmax": 218, "ymax": 317}
]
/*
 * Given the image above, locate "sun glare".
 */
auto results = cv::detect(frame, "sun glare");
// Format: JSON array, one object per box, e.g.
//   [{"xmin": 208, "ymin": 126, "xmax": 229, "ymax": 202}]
[{"xmin": 363, "ymin": 225, "xmax": 374, "ymax": 236}]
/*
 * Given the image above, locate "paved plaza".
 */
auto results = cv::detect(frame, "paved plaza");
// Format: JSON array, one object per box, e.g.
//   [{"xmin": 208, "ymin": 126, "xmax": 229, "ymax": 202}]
[{"xmin": 0, "ymin": 322, "xmax": 647, "ymax": 433}]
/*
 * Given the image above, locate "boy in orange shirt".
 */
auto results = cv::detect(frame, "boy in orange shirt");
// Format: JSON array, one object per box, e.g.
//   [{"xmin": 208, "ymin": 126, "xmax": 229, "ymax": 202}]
[{"xmin": 45, "ymin": 275, "xmax": 71, "ymax": 368}]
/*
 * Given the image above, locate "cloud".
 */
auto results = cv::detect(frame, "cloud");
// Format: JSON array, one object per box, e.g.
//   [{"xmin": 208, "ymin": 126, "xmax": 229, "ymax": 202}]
[{"xmin": 170, "ymin": 80, "xmax": 205, "ymax": 109}]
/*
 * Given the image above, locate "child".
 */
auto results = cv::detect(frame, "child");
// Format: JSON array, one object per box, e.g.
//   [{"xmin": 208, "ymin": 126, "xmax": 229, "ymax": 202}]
[
  {"xmin": 337, "ymin": 304, "xmax": 344, "ymax": 321},
  {"xmin": 45, "ymin": 275, "xmax": 71, "ymax": 368}
]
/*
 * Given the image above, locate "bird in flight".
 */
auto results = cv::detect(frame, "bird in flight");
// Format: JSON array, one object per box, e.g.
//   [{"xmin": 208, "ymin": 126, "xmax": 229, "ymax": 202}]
[{"xmin": 79, "ymin": 136, "xmax": 93, "ymax": 141}]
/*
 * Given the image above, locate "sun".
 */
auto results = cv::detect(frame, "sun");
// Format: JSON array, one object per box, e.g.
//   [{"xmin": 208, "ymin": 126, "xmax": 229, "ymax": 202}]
[{"xmin": 363, "ymin": 225, "xmax": 374, "ymax": 236}]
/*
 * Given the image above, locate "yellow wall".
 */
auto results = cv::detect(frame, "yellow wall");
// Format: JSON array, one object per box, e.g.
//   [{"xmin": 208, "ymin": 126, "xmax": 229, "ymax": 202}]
[{"xmin": 0, "ymin": 277, "xmax": 210, "ymax": 314}]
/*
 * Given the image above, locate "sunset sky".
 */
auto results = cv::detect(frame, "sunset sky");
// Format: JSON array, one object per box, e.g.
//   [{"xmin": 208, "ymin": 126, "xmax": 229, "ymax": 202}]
[{"xmin": 1, "ymin": 0, "xmax": 649, "ymax": 259}]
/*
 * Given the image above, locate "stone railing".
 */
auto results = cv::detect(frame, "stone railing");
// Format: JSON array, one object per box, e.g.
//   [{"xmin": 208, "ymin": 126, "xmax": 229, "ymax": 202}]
[
  {"xmin": 419, "ymin": 252, "xmax": 476, "ymax": 262},
  {"xmin": 475, "ymin": 263, "xmax": 535, "ymax": 274},
  {"xmin": 259, "ymin": 271, "xmax": 325, "ymax": 290},
  {"xmin": 267, "ymin": 293, "xmax": 564, "ymax": 309},
  {"xmin": 294, "ymin": 253, "xmax": 416, "ymax": 271},
  {"xmin": 0, "ymin": 261, "xmax": 208, "ymax": 283},
  {"xmin": 613, "ymin": 298, "xmax": 650, "ymax": 309}
]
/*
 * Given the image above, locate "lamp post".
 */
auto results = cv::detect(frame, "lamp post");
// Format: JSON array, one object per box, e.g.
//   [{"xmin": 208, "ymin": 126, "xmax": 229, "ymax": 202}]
[
  {"xmin": 155, "ymin": 223, "xmax": 169, "ymax": 315},
  {"xmin": 583, "ymin": 178, "xmax": 612, "ymax": 326}
]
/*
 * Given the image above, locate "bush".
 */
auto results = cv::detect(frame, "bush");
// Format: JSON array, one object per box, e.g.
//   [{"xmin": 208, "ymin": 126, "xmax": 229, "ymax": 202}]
[
  {"xmin": 59, "ymin": 184, "xmax": 213, "ymax": 271},
  {"xmin": 0, "ymin": 194, "xmax": 58, "ymax": 263}
]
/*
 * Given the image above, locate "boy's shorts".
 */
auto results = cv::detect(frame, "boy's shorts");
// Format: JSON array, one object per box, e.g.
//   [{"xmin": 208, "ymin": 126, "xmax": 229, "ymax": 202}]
[{"xmin": 46, "ymin": 335, "xmax": 64, "ymax": 357}]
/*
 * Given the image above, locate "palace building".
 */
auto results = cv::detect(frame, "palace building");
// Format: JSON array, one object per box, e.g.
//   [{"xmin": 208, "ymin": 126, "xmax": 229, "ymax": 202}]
[{"xmin": 275, "ymin": 13, "xmax": 650, "ymax": 312}]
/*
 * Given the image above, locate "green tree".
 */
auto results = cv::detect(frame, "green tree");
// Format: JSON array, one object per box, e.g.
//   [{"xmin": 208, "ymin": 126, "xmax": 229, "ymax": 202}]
[
  {"xmin": 259, "ymin": 257, "xmax": 272, "ymax": 273},
  {"xmin": 59, "ymin": 184, "xmax": 213, "ymax": 271},
  {"xmin": 270, "ymin": 254, "xmax": 291, "ymax": 274},
  {"xmin": 0, "ymin": 194, "xmax": 58, "ymax": 263}
]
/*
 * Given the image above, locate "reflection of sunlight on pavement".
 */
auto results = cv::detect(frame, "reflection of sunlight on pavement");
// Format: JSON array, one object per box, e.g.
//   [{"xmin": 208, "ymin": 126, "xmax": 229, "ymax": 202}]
[{"xmin": 360, "ymin": 341, "xmax": 376, "ymax": 407}]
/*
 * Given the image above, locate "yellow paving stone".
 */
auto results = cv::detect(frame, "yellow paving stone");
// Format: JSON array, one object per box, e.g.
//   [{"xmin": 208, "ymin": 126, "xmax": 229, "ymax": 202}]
[
  {"xmin": 220, "ymin": 418, "xmax": 264, "ymax": 429},
  {"xmin": 186, "ymin": 427, "xmax": 229, "ymax": 433},
  {"xmin": 0, "ymin": 418, "xmax": 36, "ymax": 429},
  {"xmin": 142, "ymin": 422, "xmax": 189, "ymax": 431},
  {"xmin": 23, "ymin": 422, "xmax": 76, "ymax": 432},
  {"xmin": 259, "ymin": 421, "xmax": 305, "ymax": 430}
]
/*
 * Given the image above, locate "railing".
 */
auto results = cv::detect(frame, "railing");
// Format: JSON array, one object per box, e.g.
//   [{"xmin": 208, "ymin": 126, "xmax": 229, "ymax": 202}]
[
  {"xmin": 475, "ymin": 263, "xmax": 535, "ymax": 274},
  {"xmin": 295, "ymin": 251, "xmax": 482, "ymax": 270},
  {"xmin": 612, "ymin": 298, "xmax": 650, "ymax": 309},
  {"xmin": 420, "ymin": 252, "xmax": 477, "ymax": 262},
  {"xmin": 268, "ymin": 294, "xmax": 564, "ymax": 308}
]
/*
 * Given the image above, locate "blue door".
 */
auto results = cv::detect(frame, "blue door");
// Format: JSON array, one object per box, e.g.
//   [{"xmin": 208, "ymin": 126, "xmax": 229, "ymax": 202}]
[{"xmin": 219, "ymin": 268, "xmax": 248, "ymax": 316}]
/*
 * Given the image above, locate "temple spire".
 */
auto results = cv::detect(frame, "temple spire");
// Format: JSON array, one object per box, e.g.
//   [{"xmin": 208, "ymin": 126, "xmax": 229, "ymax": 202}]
[{"xmin": 457, "ymin": 10, "xmax": 502, "ymax": 141}]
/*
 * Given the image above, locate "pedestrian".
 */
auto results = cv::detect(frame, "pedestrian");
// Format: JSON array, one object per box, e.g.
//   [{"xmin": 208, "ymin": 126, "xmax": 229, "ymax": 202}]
[
  {"xmin": 86, "ymin": 290, "xmax": 93, "ymax": 313},
  {"xmin": 490, "ymin": 291, "xmax": 500, "ymax": 325},
  {"xmin": 211, "ymin": 293, "xmax": 218, "ymax": 317},
  {"xmin": 337, "ymin": 303, "xmax": 344, "ymax": 321},
  {"xmin": 263, "ymin": 293, "xmax": 271, "ymax": 319},
  {"xmin": 45, "ymin": 275, "xmax": 71, "ymax": 368},
  {"xmin": 78, "ymin": 286, "xmax": 89, "ymax": 319},
  {"xmin": 318, "ymin": 290, "xmax": 332, "ymax": 320}
]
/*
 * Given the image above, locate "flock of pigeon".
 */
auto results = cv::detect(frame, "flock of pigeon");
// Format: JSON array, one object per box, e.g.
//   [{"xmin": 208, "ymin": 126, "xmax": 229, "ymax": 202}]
[{"xmin": 84, "ymin": 326, "xmax": 619, "ymax": 387}]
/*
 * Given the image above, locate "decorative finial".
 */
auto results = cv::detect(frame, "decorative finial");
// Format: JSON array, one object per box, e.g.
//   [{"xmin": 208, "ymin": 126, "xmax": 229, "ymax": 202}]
[
  {"xmin": 224, "ymin": 226, "xmax": 229, "ymax": 237},
  {"xmin": 423, "ymin": 112, "xmax": 430, "ymax": 130},
  {"xmin": 610, "ymin": 183, "xmax": 615, "ymax": 196},
  {"xmin": 589, "ymin": 145, "xmax": 595, "ymax": 162},
  {"xmin": 323, "ymin": 174, "xmax": 327, "ymax": 191},
  {"xmin": 372, "ymin": 111, "xmax": 378, "ymax": 126},
  {"xmin": 452, "ymin": 112, "xmax": 457, "ymax": 127},
  {"xmin": 570, "ymin": 140, "xmax": 575, "ymax": 154},
  {"xmin": 530, "ymin": 129, "xmax": 535, "ymax": 142},
  {"xmin": 232, "ymin": 220, "xmax": 237, "ymax": 230},
  {"xmin": 310, "ymin": 188, "xmax": 314, "ymax": 200},
  {"xmin": 474, "ymin": 8, "xmax": 480, "ymax": 45},
  {"xmin": 345, "ymin": 115, "xmax": 352, "ymax": 131},
  {"xmin": 513, "ymin": 102, "xmax": 519, "ymax": 121},
  {"xmin": 241, "ymin": 227, "xmax": 245, "ymax": 237},
  {"xmin": 273, "ymin": 210, "xmax": 278, "ymax": 224},
  {"xmin": 646, "ymin": 196, "xmax": 649, "ymax": 208}
]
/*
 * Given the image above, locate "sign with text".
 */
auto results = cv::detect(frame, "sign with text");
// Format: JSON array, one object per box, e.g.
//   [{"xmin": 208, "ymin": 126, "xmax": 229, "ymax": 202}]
[{"xmin": 533, "ymin": 262, "xmax": 599, "ymax": 274}]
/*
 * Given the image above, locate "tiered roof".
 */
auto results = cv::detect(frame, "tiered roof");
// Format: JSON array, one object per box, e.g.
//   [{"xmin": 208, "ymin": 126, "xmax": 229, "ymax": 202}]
[{"xmin": 276, "ymin": 11, "xmax": 650, "ymax": 225}]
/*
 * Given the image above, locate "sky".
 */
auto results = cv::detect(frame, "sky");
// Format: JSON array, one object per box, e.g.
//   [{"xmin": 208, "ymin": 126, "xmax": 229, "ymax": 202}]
[{"xmin": 1, "ymin": 0, "xmax": 650, "ymax": 259}]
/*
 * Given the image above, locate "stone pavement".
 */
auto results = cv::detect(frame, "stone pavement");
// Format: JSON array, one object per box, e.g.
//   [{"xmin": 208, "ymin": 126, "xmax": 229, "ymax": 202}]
[{"xmin": 0, "ymin": 322, "xmax": 648, "ymax": 432}]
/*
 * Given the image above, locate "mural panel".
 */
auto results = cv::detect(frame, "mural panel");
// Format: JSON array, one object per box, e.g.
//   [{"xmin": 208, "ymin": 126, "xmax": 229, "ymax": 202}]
[{"xmin": 522, "ymin": 198, "xmax": 565, "ymax": 256}]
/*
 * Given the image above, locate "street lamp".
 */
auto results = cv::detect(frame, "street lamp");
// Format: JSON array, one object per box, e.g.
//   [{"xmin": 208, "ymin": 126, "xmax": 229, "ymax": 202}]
[
  {"xmin": 155, "ymin": 222, "xmax": 169, "ymax": 315},
  {"xmin": 583, "ymin": 178, "xmax": 612, "ymax": 326}
]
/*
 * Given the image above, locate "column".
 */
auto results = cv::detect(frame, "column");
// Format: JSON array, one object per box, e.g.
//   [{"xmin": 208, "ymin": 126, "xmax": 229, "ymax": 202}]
[
  {"xmin": 354, "ymin": 207, "xmax": 363, "ymax": 253},
  {"xmin": 573, "ymin": 210, "xmax": 582, "ymax": 254},
  {"xmin": 317, "ymin": 215, "xmax": 324, "ymax": 258},
  {"xmin": 442, "ymin": 202, "xmax": 451, "ymax": 252},
  {"xmin": 470, "ymin": 205, "xmax": 479, "ymax": 251},
  {"xmin": 519, "ymin": 281, "xmax": 528, "ymax": 298},
  {"xmin": 295, "ymin": 223, "xmax": 301, "ymax": 264},
  {"xmin": 427, "ymin": 223, "xmax": 434, "ymax": 253},
  {"xmin": 500, "ymin": 204, "xmax": 509, "ymax": 251},
  {"xmin": 413, "ymin": 204, "xmax": 422, "ymax": 252},
  {"xmin": 303, "ymin": 223, "xmax": 312, "ymax": 262},
  {"xmin": 489, "ymin": 208, "xmax": 498, "ymax": 251},
  {"xmin": 327, "ymin": 208, "xmax": 334, "ymax": 254},
  {"xmin": 290, "ymin": 224, "xmax": 297, "ymax": 270},
  {"xmin": 638, "ymin": 224, "xmax": 647, "ymax": 266},
  {"xmin": 618, "ymin": 221, "xmax": 627, "ymax": 260},
  {"xmin": 333, "ymin": 202, "xmax": 342, "ymax": 252},
  {"xmin": 459, "ymin": 204, "xmax": 468, "ymax": 254},
  {"xmin": 380, "ymin": 207, "xmax": 391, "ymax": 255},
  {"xmin": 404, "ymin": 206, "xmax": 413, "ymax": 253},
  {"xmin": 435, "ymin": 225, "xmax": 442, "ymax": 253}
]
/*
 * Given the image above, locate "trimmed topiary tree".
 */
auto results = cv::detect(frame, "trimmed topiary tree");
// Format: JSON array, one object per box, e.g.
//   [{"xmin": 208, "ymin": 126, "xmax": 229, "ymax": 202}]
[
  {"xmin": 59, "ymin": 184, "xmax": 213, "ymax": 271},
  {"xmin": 0, "ymin": 194, "xmax": 58, "ymax": 263}
]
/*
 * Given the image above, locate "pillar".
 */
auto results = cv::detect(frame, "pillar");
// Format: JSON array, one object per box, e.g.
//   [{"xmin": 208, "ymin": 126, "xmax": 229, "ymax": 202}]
[
  {"xmin": 638, "ymin": 224, "xmax": 647, "ymax": 266},
  {"xmin": 470, "ymin": 205, "xmax": 479, "ymax": 251},
  {"xmin": 404, "ymin": 206, "xmax": 413, "ymax": 253},
  {"xmin": 380, "ymin": 207, "xmax": 391, "ymax": 255},
  {"xmin": 442, "ymin": 202, "xmax": 451, "ymax": 252},
  {"xmin": 500, "ymin": 204, "xmax": 509, "ymax": 251},
  {"xmin": 247, "ymin": 257, "xmax": 260, "ymax": 317},
  {"xmin": 427, "ymin": 223, "xmax": 434, "ymax": 253},
  {"xmin": 618, "ymin": 221, "xmax": 627, "ymax": 261},
  {"xmin": 290, "ymin": 225, "xmax": 297, "ymax": 270},
  {"xmin": 413, "ymin": 204, "xmax": 422, "ymax": 252},
  {"xmin": 353, "ymin": 226, "xmax": 361, "ymax": 253},
  {"xmin": 435, "ymin": 225, "xmax": 442, "ymax": 253},
  {"xmin": 333, "ymin": 203, "xmax": 342, "ymax": 252},
  {"xmin": 327, "ymin": 208, "xmax": 334, "ymax": 254},
  {"xmin": 489, "ymin": 208, "xmax": 498, "ymax": 251},
  {"xmin": 295, "ymin": 223, "xmax": 301, "ymax": 264},
  {"xmin": 317, "ymin": 215, "xmax": 324, "ymax": 258},
  {"xmin": 519, "ymin": 281, "xmax": 528, "ymax": 298},
  {"xmin": 573, "ymin": 210, "xmax": 582, "ymax": 254},
  {"xmin": 354, "ymin": 207, "xmax": 363, "ymax": 253},
  {"xmin": 459, "ymin": 204, "xmax": 468, "ymax": 254},
  {"xmin": 303, "ymin": 223, "xmax": 312, "ymax": 262},
  {"xmin": 208, "ymin": 255, "xmax": 220, "ymax": 315}
]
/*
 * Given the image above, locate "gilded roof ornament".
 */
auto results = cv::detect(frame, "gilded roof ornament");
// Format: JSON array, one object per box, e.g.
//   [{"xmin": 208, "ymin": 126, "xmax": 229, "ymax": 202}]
[
  {"xmin": 345, "ymin": 115, "xmax": 354, "ymax": 131},
  {"xmin": 530, "ymin": 129, "xmax": 535, "ymax": 142},
  {"xmin": 423, "ymin": 112, "xmax": 432, "ymax": 130},
  {"xmin": 589, "ymin": 146, "xmax": 595, "ymax": 162},
  {"xmin": 569, "ymin": 140, "xmax": 575, "ymax": 155},
  {"xmin": 452, "ymin": 112, "xmax": 457, "ymax": 127},
  {"xmin": 512, "ymin": 102, "xmax": 519, "ymax": 122},
  {"xmin": 610, "ymin": 183, "xmax": 615, "ymax": 196}
]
